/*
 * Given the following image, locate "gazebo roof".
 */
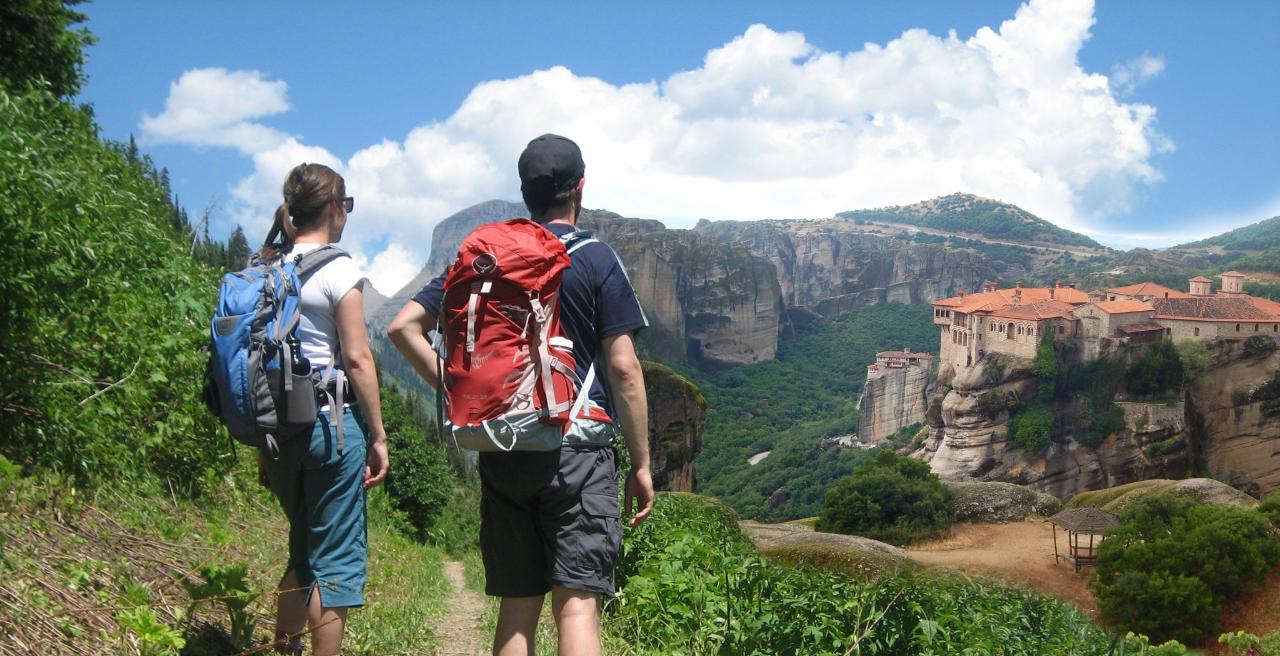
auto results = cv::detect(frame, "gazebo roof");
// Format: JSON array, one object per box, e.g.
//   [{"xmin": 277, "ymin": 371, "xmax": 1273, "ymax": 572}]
[{"xmin": 1048, "ymin": 507, "xmax": 1119, "ymax": 535}]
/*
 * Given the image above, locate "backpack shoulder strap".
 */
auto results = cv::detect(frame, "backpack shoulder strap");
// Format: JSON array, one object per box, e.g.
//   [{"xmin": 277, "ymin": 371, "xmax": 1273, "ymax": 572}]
[
  {"xmin": 293, "ymin": 245, "xmax": 350, "ymax": 280},
  {"xmin": 559, "ymin": 230, "xmax": 598, "ymax": 256}
]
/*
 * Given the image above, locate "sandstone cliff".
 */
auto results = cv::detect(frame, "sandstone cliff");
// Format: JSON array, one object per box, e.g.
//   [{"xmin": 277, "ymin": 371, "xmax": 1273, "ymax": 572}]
[
  {"xmin": 372, "ymin": 200, "xmax": 786, "ymax": 367},
  {"xmin": 915, "ymin": 337, "xmax": 1280, "ymax": 500},
  {"xmin": 694, "ymin": 218, "xmax": 992, "ymax": 314},
  {"xmin": 857, "ymin": 360, "xmax": 934, "ymax": 444},
  {"xmin": 643, "ymin": 361, "xmax": 707, "ymax": 492}
]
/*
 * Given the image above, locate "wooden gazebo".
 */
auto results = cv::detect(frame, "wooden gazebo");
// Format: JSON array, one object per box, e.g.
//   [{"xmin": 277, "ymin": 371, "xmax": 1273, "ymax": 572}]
[{"xmin": 1047, "ymin": 507, "xmax": 1119, "ymax": 573}]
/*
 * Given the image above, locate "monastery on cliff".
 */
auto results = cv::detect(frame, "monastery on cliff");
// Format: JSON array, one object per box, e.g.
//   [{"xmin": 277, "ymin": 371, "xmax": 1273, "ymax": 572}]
[{"xmin": 932, "ymin": 273, "xmax": 1280, "ymax": 369}]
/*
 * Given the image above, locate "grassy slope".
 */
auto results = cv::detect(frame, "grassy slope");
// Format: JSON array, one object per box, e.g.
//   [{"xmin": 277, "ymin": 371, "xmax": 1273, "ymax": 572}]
[{"xmin": 0, "ymin": 464, "xmax": 451, "ymax": 655}]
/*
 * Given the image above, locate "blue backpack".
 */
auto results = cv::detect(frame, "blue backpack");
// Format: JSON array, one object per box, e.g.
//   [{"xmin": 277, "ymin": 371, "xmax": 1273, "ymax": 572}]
[{"xmin": 204, "ymin": 246, "xmax": 348, "ymax": 454}]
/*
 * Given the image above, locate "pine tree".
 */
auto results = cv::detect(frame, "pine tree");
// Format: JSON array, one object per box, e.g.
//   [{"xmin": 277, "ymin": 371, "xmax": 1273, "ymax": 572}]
[{"xmin": 226, "ymin": 225, "xmax": 251, "ymax": 269}]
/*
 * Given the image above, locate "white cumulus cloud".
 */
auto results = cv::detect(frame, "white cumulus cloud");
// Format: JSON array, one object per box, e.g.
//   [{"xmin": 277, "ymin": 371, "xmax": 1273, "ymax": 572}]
[
  {"xmin": 146, "ymin": 0, "xmax": 1172, "ymax": 295},
  {"xmin": 1110, "ymin": 53, "xmax": 1166, "ymax": 96},
  {"xmin": 140, "ymin": 68, "xmax": 292, "ymax": 154}
]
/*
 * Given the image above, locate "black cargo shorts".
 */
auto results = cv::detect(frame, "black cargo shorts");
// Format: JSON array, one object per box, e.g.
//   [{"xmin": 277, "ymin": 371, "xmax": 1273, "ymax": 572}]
[{"xmin": 477, "ymin": 445, "xmax": 622, "ymax": 597}]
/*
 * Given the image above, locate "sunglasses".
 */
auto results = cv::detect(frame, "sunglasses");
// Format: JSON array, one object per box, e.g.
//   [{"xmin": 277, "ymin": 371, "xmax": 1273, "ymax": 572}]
[{"xmin": 338, "ymin": 196, "xmax": 354, "ymax": 213}]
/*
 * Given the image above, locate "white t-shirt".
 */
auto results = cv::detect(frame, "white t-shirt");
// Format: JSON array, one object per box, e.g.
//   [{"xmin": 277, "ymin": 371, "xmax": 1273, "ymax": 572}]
[{"xmin": 284, "ymin": 243, "xmax": 368, "ymax": 370}]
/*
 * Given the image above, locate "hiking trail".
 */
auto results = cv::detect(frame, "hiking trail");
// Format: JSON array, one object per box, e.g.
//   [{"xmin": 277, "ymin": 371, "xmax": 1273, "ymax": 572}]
[{"xmin": 433, "ymin": 561, "xmax": 488, "ymax": 656}]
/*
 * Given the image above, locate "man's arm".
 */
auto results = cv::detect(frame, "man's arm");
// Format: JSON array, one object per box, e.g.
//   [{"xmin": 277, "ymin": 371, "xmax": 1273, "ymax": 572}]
[
  {"xmin": 602, "ymin": 332, "xmax": 654, "ymax": 527},
  {"xmin": 387, "ymin": 300, "xmax": 441, "ymax": 391}
]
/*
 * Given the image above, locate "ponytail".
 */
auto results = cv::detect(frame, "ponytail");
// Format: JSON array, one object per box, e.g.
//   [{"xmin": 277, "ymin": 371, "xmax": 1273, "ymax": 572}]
[
  {"xmin": 258, "ymin": 162, "xmax": 344, "ymax": 261},
  {"xmin": 258, "ymin": 203, "xmax": 298, "ymax": 261}
]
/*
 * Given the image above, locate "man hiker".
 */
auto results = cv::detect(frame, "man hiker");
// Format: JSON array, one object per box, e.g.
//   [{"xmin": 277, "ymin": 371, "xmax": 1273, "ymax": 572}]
[{"xmin": 388, "ymin": 133, "xmax": 654, "ymax": 656}]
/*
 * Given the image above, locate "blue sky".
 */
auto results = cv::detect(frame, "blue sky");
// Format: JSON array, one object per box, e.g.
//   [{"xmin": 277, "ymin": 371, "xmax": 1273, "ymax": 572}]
[{"xmin": 80, "ymin": 0, "xmax": 1280, "ymax": 293}]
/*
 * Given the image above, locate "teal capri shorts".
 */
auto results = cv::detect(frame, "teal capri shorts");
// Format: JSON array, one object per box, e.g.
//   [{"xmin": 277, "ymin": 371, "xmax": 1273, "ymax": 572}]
[{"xmin": 264, "ymin": 404, "xmax": 368, "ymax": 608}]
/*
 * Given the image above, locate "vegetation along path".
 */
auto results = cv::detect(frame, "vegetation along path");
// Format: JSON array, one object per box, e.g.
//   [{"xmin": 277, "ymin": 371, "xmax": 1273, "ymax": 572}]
[{"xmin": 433, "ymin": 561, "xmax": 487, "ymax": 656}]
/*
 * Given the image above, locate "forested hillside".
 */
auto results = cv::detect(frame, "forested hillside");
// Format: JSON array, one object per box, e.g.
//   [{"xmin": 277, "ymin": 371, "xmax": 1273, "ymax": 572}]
[
  {"xmin": 688, "ymin": 303, "xmax": 937, "ymax": 520},
  {"xmin": 1178, "ymin": 215, "xmax": 1280, "ymax": 251},
  {"xmin": 841, "ymin": 192, "xmax": 1105, "ymax": 249}
]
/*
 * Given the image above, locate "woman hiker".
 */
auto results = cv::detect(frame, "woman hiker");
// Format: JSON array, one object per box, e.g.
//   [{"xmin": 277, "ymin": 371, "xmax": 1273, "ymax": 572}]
[{"xmin": 257, "ymin": 162, "xmax": 390, "ymax": 655}]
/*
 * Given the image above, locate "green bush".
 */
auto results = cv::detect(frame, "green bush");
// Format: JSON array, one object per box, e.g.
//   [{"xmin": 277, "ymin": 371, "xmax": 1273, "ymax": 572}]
[
  {"xmin": 1008, "ymin": 403, "xmax": 1053, "ymax": 456},
  {"xmin": 380, "ymin": 386, "xmax": 454, "ymax": 543},
  {"xmin": 0, "ymin": 88, "xmax": 227, "ymax": 494},
  {"xmin": 1127, "ymin": 340, "xmax": 1185, "ymax": 398},
  {"xmin": 1259, "ymin": 491, "xmax": 1280, "ymax": 531},
  {"xmin": 1243, "ymin": 334, "xmax": 1278, "ymax": 358},
  {"xmin": 816, "ymin": 450, "xmax": 952, "ymax": 545},
  {"xmin": 1091, "ymin": 493, "xmax": 1280, "ymax": 644}
]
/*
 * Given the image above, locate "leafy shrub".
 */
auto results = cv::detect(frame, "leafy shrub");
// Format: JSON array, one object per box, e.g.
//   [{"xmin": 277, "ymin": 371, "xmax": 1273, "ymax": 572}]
[
  {"xmin": 1078, "ymin": 401, "xmax": 1126, "ymax": 448},
  {"xmin": 1008, "ymin": 403, "xmax": 1053, "ymax": 456},
  {"xmin": 0, "ymin": 88, "xmax": 227, "ymax": 494},
  {"xmin": 381, "ymin": 386, "xmax": 454, "ymax": 543},
  {"xmin": 816, "ymin": 450, "xmax": 952, "ymax": 545},
  {"xmin": 1259, "ymin": 491, "xmax": 1280, "ymax": 531},
  {"xmin": 1175, "ymin": 339, "xmax": 1212, "ymax": 383},
  {"xmin": 1220, "ymin": 629, "xmax": 1280, "ymax": 656},
  {"xmin": 1127, "ymin": 340, "xmax": 1185, "ymax": 397},
  {"xmin": 1091, "ymin": 494, "xmax": 1280, "ymax": 644}
]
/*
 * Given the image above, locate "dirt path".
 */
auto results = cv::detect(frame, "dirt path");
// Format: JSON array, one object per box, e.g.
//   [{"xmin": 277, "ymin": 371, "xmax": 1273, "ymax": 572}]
[
  {"xmin": 433, "ymin": 561, "xmax": 488, "ymax": 656},
  {"xmin": 906, "ymin": 520, "xmax": 1099, "ymax": 617}
]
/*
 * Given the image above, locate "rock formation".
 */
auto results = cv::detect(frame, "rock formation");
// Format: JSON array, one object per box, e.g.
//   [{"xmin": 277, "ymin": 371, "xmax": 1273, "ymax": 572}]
[
  {"xmin": 915, "ymin": 336, "xmax": 1280, "ymax": 501},
  {"xmin": 857, "ymin": 350, "xmax": 934, "ymax": 444},
  {"xmin": 643, "ymin": 361, "xmax": 707, "ymax": 493},
  {"xmin": 694, "ymin": 218, "xmax": 992, "ymax": 313}
]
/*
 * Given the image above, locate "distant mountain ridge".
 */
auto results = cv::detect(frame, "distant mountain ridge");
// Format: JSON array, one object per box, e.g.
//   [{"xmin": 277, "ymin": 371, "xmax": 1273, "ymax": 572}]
[
  {"xmin": 839, "ymin": 193, "xmax": 1105, "ymax": 250},
  {"xmin": 1176, "ymin": 215, "xmax": 1280, "ymax": 252}
]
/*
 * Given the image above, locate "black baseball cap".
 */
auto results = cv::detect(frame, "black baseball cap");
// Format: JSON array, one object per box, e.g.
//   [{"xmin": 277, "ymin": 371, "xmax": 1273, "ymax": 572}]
[{"xmin": 518, "ymin": 134, "xmax": 584, "ymax": 200}]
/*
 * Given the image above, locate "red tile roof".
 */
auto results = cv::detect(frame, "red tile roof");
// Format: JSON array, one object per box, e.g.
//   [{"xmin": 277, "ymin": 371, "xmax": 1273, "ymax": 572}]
[
  {"xmin": 1094, "ymin": 300, "xmax": 1155, "ymax": 314},
  {"xmin": 1105, "ymin": 282, "xmax": 1193, "ymax": 299},
  {"xmin": 988, "ymin": 299, "xmax": 1078, "ymax": 320},
  {"xmin": 1221, "ymin": 271, "xmax": 1245, "ymax": 277},
  {"xmin": 933, "ymin": 286, "xmax": 1090, "ymax": 313},
  {"xmin": 1151, "ymin": 297, "xmax": 1280, "ymax": 322},
  {"xmin": 1189, "ymin": 276, "xmax": 1213, "ymax": 283}
]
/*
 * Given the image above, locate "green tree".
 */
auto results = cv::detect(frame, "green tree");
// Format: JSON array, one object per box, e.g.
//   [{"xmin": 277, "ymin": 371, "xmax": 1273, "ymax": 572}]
[
  {"xmin": 1127, "ymin": 339, "xmax": 1184, "ymax": 397},
  {"xmin": 1033, "ymin": 330, "xmax": 1061, "ymax": 395},
  {"xmin": 381, "ymin": 386, "xmax": 454, "ymax": 542},
  {"xmin": 1008, "ymin": 403, "xmax": 1053, "ymax": 456},
  {"xmin": 816, "ymin": 449, "xmax": 952, "ymax": 545},
  {"xmin": 1174, "ymin": 340, "xmax": 1211, "ymax": 384},
  {"xmin": 226, "ymin": 225, "xmax": 251, "ymax": 270},
  {"xmin": 0, "ymin": 0, "xmax": 96, "ymax": 98},
  {"xmin": 1091, "ymin": 494, "xmax": 1280, "ymax": 645}
]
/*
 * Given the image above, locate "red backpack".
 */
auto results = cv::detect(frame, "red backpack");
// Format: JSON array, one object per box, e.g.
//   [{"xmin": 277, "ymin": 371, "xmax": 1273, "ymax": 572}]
[{"xmin": 437, "ymin": 219, "xmax": 612, "ymax": 451}]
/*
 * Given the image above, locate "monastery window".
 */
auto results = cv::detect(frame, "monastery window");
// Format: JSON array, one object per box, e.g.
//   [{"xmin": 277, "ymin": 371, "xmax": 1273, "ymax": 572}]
[
  {"xmin": 1057, "ymin": 325, "xmax": 1064, "ymax": 334},
  {"xmin": 1256, "ymin": 324, "xmax": 1261, "ymax": 332},
  {"xmin": 1194, "ymin": 327, "xmax": 1200, "ymax": 337},
  {"xmin": 1236, "ymin": 324, "xmax": 1241, "ymax": 332},
  {"xmin": 1274, "ymin": 325, "xmax": 1277, "ymax": 332},
  {"xmin": 1166, "ymin": 328, "xmax": 1172, "ymax": 337}
]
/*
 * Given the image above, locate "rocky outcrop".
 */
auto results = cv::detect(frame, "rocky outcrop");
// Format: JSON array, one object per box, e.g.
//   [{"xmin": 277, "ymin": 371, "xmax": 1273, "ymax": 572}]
[
  {"xmin": 643, "ymin": 361, "xmax": 707, "ymax": 492},
  {"xmin": 916, "ymin": 336, "xmax": 1280, "ymax": 501},
  {"xmin": 857, "ymin": 357, "xmax": 934, "ymax": 444},
  {"xmin": 373, "ymin": 200, "xmax": 787, "ymax": 367},
  {"xmin": 694, "ymin": 218, "xmax": 992, "ymax": 313},
  {"xmin": 740, "ymin": 521, "xmax": 912, "ymax": 579},
  {"xmin": 947, "ymin": 481, "xmax": 1062, "ymax": 522},
  {"xmin": 1066, "ymin": 478, "xmax": 1259, "ymax": 513},
  {"xmin": 914, "ymin": 354, "xmax": 1191, "ymax": 500}
]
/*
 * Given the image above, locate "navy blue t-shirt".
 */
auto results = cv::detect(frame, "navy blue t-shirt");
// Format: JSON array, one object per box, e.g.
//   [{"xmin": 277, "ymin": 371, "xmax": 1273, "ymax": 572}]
[{"xmin": 412, "ymin": 221, "xmax": 648, "ymax": 416}]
